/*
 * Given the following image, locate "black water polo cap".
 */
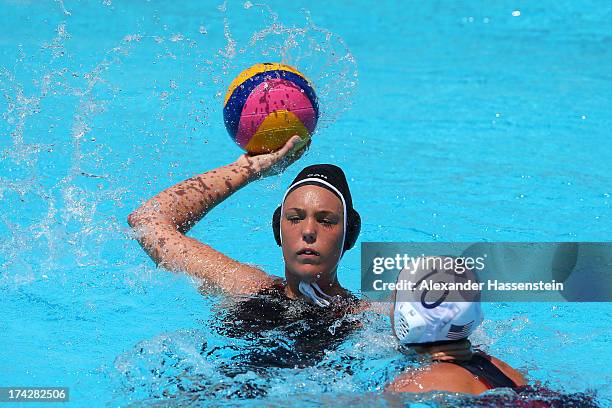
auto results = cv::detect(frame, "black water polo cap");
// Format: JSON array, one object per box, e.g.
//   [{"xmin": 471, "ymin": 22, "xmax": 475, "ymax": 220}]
[{"xmin": 272, "ymin": 164, "xmax": 361, "ymax": 251}]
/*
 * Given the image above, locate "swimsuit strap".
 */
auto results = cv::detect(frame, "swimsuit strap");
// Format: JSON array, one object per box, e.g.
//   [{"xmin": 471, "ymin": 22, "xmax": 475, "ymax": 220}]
[{"xmin": 450, "ymin": 353, "xmax": 518, "ymax": 389}]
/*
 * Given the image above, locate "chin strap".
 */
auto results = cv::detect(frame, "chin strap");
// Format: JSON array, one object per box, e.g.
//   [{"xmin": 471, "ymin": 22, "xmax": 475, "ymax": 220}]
[{"xmin": 298, "ymin": 281, "xmax": 333, "ymax": 307}]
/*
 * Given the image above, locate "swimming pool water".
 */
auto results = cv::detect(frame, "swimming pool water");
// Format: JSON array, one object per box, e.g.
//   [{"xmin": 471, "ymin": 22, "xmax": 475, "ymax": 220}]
[{"xmin": 1, "ymin": 0, "xmax": 611, "ymax": 406}]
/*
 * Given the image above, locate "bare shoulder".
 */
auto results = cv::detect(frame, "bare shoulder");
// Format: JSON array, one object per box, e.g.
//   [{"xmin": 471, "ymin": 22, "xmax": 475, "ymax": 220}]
[{"xmin": 386, "ymin": 363, "xmax": 484, "ymax": 394}]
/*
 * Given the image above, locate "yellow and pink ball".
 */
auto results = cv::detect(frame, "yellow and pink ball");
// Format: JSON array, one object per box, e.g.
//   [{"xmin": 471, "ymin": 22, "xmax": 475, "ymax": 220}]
[{"xmin": 223, "ymin": 63, "xmax": 319, "ymax": 154}]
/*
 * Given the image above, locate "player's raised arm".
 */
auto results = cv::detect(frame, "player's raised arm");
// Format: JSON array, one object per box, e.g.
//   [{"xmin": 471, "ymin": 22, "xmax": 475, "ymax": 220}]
[{"xmin": 127, "ymin": 136, "xmax": 306, "ymax": 294}]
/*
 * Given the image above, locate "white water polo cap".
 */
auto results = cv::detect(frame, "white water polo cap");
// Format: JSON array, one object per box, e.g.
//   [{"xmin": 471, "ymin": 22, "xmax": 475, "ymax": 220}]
[{"xmin": 392, "ymin": 256, "xmax": 484, "ymax": 345}]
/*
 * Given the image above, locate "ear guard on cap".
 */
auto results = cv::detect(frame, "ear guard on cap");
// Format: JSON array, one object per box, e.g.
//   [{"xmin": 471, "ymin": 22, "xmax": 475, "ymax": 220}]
[
  {"xmin": 272, "ymin": 205, "xmax": 282, "ymax": 246},
  {"xmin": 393, "ymin": 302, "xmax": 427, "ymax": 344},
  {"xmin": 272, "ymin": 206, "xmax": 361, "ymax": 252}
]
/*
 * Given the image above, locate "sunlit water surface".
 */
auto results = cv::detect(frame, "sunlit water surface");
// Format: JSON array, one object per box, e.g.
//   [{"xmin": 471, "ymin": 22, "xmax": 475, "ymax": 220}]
[{"xmin": 1, "ymin": 0, "xmax": 611, "ymax": 406}]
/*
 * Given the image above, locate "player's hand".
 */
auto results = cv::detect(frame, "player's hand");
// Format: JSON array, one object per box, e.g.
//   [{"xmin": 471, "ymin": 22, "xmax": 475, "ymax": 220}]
[{"xmin": 235, "ymin": 135, "xmax": 311, "ymax": 179}]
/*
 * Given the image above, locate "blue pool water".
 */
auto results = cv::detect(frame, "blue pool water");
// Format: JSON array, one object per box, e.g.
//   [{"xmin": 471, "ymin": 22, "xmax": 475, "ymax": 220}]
[{"xmin": 1, "ymin": 0, "xmax": 611, "ymax": 406}]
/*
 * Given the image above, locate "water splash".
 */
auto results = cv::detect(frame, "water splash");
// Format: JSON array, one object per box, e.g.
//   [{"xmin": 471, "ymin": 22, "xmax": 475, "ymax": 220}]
[
  {"xmin": 0, "ymin": 0, "xmax": 357, "ymax": 285},
  {"xmin": 224, "ymin": 4, "xmax": 359, "ymax": 127},
  {"xmin": 0, "ymin": 2, "xmax": 359, "ymax": 404},
  {"xmin": 111, "ymin": 311, "xmax": 403, "ymax": 403}
]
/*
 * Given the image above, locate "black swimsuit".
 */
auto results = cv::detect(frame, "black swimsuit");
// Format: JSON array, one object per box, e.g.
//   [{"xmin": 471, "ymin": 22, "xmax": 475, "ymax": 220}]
[
  {"xmin": 208, "ymin": 282, "xmax": 360, "ymax": 379},
  {"xmin": 450, "ymin": 353, "xmax": 518, "ymax": 389}
]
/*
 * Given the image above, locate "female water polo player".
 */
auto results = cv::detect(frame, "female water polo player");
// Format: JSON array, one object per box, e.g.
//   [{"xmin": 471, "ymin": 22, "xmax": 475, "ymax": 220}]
[
  {"xmin": 386, "ymin": 256, "xmax": 527, "ymax": 394},
  {"xmin": 127, "ymin": 136, "xmax": 382, "ymax": 385}
]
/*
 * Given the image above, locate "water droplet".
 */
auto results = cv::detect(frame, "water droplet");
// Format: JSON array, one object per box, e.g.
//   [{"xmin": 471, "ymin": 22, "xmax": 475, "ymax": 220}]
[{"xmin": 170, "ymin": 33, "xmax": 184, "ymax": 42}]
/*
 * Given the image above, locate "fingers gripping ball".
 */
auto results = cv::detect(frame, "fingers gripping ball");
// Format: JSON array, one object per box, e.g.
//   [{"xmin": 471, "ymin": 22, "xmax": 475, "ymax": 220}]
[{"xmin": 223, "ymin": 63, "xmax": 319, "ymax": 154}]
